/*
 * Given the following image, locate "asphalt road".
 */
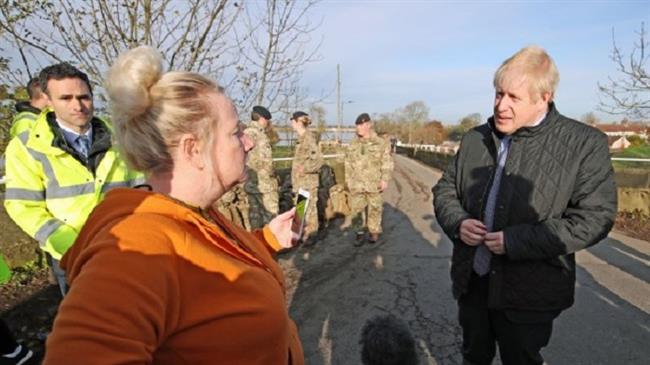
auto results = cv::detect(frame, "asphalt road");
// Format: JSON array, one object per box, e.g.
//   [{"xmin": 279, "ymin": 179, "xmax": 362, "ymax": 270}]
[{"xmin": 280, "ymin": 154, "xmax": 650, "ymax": 365}]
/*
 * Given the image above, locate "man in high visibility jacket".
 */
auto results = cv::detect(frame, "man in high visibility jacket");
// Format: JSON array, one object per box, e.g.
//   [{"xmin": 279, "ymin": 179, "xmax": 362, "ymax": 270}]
[
  {"xmin": 3, "ymin": 63, "xmax": 143, "ymax": 296},
  {"xmin": 10, "ymin": 76, "xmax": 50, "ymax": 139}
]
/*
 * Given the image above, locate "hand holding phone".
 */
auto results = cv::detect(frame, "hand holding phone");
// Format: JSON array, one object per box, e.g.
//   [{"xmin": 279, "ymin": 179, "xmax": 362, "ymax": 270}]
[
  {"xmin": 291, "ymin": 188, "xmax": 311, "ymax": 244},
  {"xmin": 267, "ymin": 208, "xmax": 295, "ymax": 248}
]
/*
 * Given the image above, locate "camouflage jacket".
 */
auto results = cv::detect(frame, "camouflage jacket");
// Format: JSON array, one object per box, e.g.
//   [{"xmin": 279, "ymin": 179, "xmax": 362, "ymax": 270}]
[
  {"xmin": 244, "ymin": 120, "xmax": 277, "ymax": 194},
  {"xmin": 344, "ymin": 131, "xmax": 394, "ymax": 193},
  {"xmin": 291, "ymin": 131, "xmax": 323, "ymax": 191}
]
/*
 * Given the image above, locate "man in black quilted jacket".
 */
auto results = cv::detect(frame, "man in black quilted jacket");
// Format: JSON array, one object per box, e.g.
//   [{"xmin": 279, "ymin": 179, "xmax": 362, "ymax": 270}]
[{"xmin": 433, "ymin": 46, "xmax": 617, "ymax": 365}]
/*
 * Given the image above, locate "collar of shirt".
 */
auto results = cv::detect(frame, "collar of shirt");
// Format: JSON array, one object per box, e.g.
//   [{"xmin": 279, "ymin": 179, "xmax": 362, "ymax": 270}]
[
  {"xmin": 56, "ymin": 118, "xmax": 93, "ymax": 147},
  {"xmin": 530, "ymin": 112, "xmax": 547, "ymax": 128},
  {"xmin": 498, "ymin": 135, "xmax": 511, "ymax": 154}
]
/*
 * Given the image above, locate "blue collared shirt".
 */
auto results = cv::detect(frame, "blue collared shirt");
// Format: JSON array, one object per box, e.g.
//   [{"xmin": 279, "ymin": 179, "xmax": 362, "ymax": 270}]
[{"xmin": 56, "ymin": 119, "xmax": 93, "ymax": 157}]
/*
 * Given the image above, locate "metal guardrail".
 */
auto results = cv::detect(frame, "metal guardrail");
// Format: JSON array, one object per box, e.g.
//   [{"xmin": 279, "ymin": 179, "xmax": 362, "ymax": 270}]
[
  {"xmin": 611, "ymin": 158, "xmax": 650, "ymax": 162},
  {"xmin": 0, "ymin": 155, "xmax": 646, "ymax": 185},
  {"xmin": 272, "ymin": 153, "xmax": 344, "ymax": 162},
  {"xmin": 0, "ymin": 154, "xmax": 347, "ymax": 184}
]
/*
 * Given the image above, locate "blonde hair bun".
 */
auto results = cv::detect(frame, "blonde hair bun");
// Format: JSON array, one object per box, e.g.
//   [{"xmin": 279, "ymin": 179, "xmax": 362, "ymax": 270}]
[{"xmin": 105, "ymin": 46, "xmax": 163, "ymax": 121}]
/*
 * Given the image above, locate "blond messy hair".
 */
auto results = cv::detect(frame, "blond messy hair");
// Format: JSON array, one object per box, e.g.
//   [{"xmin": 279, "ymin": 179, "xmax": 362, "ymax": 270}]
[
  {"xmin": 494, "ymin": 46, "xmax": 559, "ymax": 102},
  {"xmin": 105, "ymin": 46, "xmax": 221, "ymax": 174}
]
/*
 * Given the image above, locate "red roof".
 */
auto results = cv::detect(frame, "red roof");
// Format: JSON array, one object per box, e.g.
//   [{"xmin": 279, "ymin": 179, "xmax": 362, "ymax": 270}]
[{"xmin": 595, "ymin": 123, "xmax": 648, "ymax": 134}]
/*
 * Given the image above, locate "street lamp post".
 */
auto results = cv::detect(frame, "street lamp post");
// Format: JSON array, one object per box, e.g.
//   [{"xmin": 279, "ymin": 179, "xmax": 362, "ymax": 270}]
[{"xmin": 338, "ymin": 100, "xmax": 354, "ymax": 142}]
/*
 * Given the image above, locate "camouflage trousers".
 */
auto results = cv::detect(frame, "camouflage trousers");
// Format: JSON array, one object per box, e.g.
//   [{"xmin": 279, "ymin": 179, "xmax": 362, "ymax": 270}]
[
  {"xmin": 349, "ymin": 192, "xmax": 384, "ymax": 234},
  {"xmin": 248, "ymin": 191, "xmax": 279, "ymax": 229}
]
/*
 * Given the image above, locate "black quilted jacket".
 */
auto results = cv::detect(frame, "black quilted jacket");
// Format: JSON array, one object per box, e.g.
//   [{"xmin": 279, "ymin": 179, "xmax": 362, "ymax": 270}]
[{"xmin": 433, "ymin": 103, "xmax": 617, "ymax": 311}]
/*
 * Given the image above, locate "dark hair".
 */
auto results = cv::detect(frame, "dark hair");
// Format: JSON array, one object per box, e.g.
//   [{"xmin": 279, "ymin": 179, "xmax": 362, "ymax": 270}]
[
  {"xmin": 38, "ymin": 62, "xmax": 93, "ymax": 95},
  {"xmin": 26, "ymin": 76, "xmax": 42, "ymax": 100},
  {"xmin": 360, "ymin": 315, "xmax": 418, "ymax": 365}
]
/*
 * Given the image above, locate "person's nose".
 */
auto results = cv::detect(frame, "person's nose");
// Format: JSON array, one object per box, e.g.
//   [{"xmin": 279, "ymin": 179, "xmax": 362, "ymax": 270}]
[
  {"xmin": 72, "ymin": 98, "xmax": 84, "ymax": 111},
  {"xmin": 495, "ymin": 96, "xmax": 509, "ymax": 112}
]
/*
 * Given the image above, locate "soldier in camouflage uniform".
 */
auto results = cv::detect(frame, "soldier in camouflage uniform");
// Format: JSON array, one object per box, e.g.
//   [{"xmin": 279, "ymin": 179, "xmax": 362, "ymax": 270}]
[
  {"xmin": 244, "ymin": 106, "xmax": 279, "ymax": 229},
  {"xmin": 344, "ymin": 113, "xmax": 394, "ymax": 245},
  {"xmin": 213, "ymin": 183, "xmax": 251, "ymax": 230},
  {"xmin": 290, "ymin": 111, "xmax": 323, "ymax": 242}
]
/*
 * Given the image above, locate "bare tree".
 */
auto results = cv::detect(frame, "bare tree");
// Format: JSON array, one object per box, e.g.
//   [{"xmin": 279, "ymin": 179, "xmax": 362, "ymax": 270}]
[
  {"xmin": 0, "ymin": 0, "xmax": 242, "ymax": 94},
  {"xmin": 598, "ymin": 22, "xmax": 650, "ymax": 119},
  {"xmin": 580, "ymin": 111, "xmax": 600, "ymax": 125},
  {"xmin": 395, "ymin": 101, "xmax": 429, "ymax": 144},
  {"xmin": 372, "ymin": 111, "xmax": 397, "ymax": 137},
  {"xmin": 0, "ymin": 0, "xmax": 322, "ymax": 114},
  {"xmin": 233, "ymin": 0, "xmax": 321, "ymax": 114},
  {"xmin": 458, "ymin": 112, "xmax": 481, "ymax": 131},
  {"xmin": 309, "ymin": 103, "xmax": 326, "ymax": 141}
]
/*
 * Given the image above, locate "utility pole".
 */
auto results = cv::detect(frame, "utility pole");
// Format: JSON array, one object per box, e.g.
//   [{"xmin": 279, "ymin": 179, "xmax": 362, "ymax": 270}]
[{"xmin": 337, "ymin": 64, "xmax": 341, "ymax": 143}]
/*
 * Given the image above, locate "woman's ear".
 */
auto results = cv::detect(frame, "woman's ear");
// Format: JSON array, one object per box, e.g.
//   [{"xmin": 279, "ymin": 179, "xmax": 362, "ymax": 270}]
[{"xmin": 178, "ymin": 134, "xmax": 205, "ymax": 169}]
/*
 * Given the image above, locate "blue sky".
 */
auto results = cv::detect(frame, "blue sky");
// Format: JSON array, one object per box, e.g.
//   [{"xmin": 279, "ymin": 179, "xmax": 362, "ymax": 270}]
[{"xmin": 301, "ymin": 0, "xmax": 650, "ymax": 125}]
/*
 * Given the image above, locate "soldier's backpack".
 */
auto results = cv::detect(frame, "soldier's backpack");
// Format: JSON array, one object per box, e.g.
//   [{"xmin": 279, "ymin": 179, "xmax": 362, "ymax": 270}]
[{"xmin": 326, "ymin": 184, "xmax": 350, "ymax": 219}]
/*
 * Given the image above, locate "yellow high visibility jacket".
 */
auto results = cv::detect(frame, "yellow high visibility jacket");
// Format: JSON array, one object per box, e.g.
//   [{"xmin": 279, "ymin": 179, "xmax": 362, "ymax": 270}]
[
  {"xmin": 10, "ymin": 101, "xmax": 43, "ymax": 139},
  {"xmin": 3, "ymin": 111, "xmax": 144, "ymax": 259}
]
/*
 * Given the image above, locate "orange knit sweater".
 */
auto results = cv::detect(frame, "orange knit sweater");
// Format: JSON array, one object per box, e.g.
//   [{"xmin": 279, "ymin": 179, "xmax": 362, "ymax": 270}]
[{"xmin": 43, "ymin": 188, "xmax": 303, "ymax": 365}]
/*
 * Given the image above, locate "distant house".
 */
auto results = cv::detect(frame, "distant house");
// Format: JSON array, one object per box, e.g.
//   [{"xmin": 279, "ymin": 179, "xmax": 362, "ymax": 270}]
[
  {"xmin": 608, "ymin": 135, "xmax": 631, "ymax": 151},
  {"xmin": 593, "ymin": 122, "xmax": 649, "ymax": 140},
  {"xmin": 400, "ymin": 140, "xmax": 459, "ymax": 155},
  {"xmin": 440, "ymin": 141, "xmax": 460, "ymax": 154}
]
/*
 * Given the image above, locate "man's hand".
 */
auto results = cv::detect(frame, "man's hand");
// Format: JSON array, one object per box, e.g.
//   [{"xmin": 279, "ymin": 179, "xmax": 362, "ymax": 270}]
[
  {"xmin": 459, "ymin": 219, "xmax": 487, "ymax": 246},
  {"xmin": 379, "ymin": 180, "xmax": 388, "ymax": 192},
  {"xmin": 485, "ymin": 231, "xmax": 506, "ymax": 255},
  {"xmin": 268, "ymin": 208, "xmax": 295, "ymax": 248}
]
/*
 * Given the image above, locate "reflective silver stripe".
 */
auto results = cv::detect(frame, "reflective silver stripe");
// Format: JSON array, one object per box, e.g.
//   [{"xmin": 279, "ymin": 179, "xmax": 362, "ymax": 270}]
[
  {"xmin": 17, "ymin": 131, "xmax": 29, "ymax": 144},
  {"xmin": 19, "ymin": 135, "xmax": 128, "ymax": 199},
  {"xmin": 35, "ymin": 218, "xmax": 64, "ymax": 244},
  {"xmin": 23, "ymin": 143, "xmax": 97, "ymax": 197},
  {"xmin": 24, "ymin": 147, "xmax": 57, "ymax": 188},
  {"xmin": 132, "ymin": 176, "xmax": 146, "ymax": 186},
  {"xmin": 47, "ymin": 183, "xmax": 96, "ymax": 198},
  {"xmin": 100, "ymin": 181, "xmax": 132, "ymax": 194},
  {"xmin": 5, "ymin": 188, "xmax": 45, "ymax": 200},
  {"xmin": 17, "ymin": 113, "xmax": 37, "ymax": 121}
]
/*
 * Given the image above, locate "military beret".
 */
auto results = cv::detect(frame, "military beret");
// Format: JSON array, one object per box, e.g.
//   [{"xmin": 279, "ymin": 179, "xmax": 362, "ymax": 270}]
[
  {"xmin": 252, "ymin": 105, "xmax": 272, "ymax": 120},
  {"xmin": 292, "ymin": 111, "xmax": 308, "ymax": 120},
  {"xmin": 355, "ymin": 113, "xmax": 371, "ymax": 125}
]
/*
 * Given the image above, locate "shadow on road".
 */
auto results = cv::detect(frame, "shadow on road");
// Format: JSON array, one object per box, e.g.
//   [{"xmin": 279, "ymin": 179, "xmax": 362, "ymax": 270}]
[
  {"xmin": 546, "ymin": 262, "xmax": 650, "ymax": 365},
  {"xmin": 283, "ymin": 202, "xmax": 463, "ymax": 365},
  {"xmin": 584, "ymin": 240, "xmax": 650, "ymax": 283}
]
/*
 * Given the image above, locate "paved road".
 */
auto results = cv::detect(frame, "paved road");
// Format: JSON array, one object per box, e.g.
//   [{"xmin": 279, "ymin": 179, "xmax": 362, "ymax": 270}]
[{"xmin": 280, "ymin": 155, "xmax": 650, "ymax": 365}]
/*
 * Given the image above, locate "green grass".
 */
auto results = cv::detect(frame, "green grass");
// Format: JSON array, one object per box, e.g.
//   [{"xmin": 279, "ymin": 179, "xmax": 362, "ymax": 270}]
[
  {"xmin": 612, "ymin": 144, "xmax": 650, "ymax": 170},
  {"xmin": 613, "ymin": 144, "xmax": 650, "ymax": 158},
  {"xmin": 272, "ymin": 145, "xmax": 295, "ymax": 158}
]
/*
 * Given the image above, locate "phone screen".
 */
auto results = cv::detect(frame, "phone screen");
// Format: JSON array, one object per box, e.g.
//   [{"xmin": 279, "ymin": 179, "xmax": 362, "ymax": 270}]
[{"xmin": 291, "ymin": 192, "xmax": 309, "ymax": 242}]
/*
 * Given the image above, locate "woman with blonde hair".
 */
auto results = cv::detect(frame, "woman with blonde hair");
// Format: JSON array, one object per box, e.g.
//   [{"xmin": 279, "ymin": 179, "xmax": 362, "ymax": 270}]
[
  {"xmin": 290, "ymin": 111, "xmax": 323, "ymax": 244},
  {"xmin": 43, "ymin": 46, "xmax": 304, "ymax": 365}
]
